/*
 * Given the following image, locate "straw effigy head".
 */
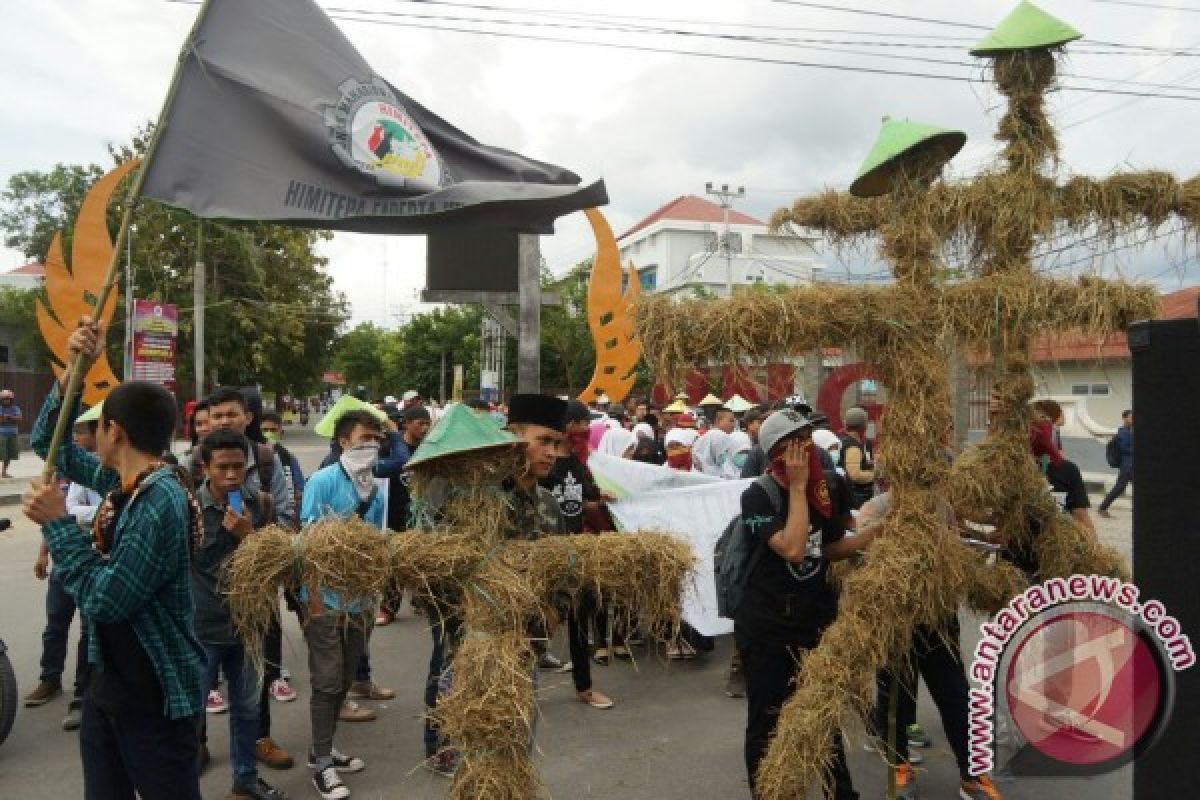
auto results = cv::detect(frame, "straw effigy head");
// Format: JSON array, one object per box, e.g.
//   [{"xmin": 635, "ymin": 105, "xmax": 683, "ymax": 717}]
[
  {"xmin": 849, "ymin": 116, "xmax": 966, "ymax": 198},
  {"xmin": 970, "ymin": 0, "xmax": 1082, "ymax": 57},
  {"xmin": 407, "ymin": 402, "xmax": 521, "ymax": 471}
]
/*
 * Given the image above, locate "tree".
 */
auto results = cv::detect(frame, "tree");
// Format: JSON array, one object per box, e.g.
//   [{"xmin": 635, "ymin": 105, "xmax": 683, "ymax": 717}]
[
  {"xmin": 1, "ymin": 164, "xmax": 106, "ymax": 260},
  {"xmin": 0, "ymin": 286, "xmax": 49, "ymax": 368},
  {"xmin": 0, "ymin": 124, "xmax": 348, "ymax": 401},
  {"xmin": 540, "ymin": 261, "xmax": 595, "ymax": 395},
  {"xmin": 334, "ymin": 322, "xmax": 387, "ymax": 397}
]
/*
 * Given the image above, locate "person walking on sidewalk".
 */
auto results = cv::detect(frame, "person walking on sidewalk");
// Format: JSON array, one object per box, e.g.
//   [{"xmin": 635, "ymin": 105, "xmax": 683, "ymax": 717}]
[
  {"xmin": 192, "ymin": 428, "xmax": 288, "ymax": 800},
  {"xmin": 1098, "ymin": 409, "xmax": 1134, "ymax": 518},
  {"xmin": 23, "ymin": 315, "xmax": 205, "ymax": 800},
  {"xmin": 26, "ymin": 414, "xmax": 103, "ymax": 732},
  {"xmin": 0, "ymin": 388, "xmax": 21, "ymax": 478}
]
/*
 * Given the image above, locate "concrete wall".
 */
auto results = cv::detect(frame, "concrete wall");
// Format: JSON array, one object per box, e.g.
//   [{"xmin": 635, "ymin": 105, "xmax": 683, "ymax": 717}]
[{"xmin": 1032, "ymin": 360, "xmax": 1131, "ymax": 430}]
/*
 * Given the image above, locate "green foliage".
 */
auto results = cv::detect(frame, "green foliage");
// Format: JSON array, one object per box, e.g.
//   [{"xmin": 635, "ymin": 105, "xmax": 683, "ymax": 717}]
[
  {"xmin": 0, "ymin": 286, "xmax": 49, "ymax": 368},
  {"xmin": 540, "ymin": 261, "xmax": 596, "ymax": 394},
  {"xmin": 1, "ymin": 163, "xmax": 106, "ymax": 260},
  {"xmin": 0, "ymin": 124, "xmax": 348, "ymax": 400}
]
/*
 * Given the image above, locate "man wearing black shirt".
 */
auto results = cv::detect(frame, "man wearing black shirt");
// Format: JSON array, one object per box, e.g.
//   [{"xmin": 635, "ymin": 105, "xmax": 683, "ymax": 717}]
[
  {"xmin": 735, "ymin": 410, "xmax": 874, "ymax": 798},
  {"xmin": 540, "ymin": 400, "xmax": 614, "ymax": 709}
]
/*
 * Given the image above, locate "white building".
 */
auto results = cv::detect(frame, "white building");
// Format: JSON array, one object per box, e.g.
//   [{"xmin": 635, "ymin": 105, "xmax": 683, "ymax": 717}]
[
  {"xmin": 616, "ymin": 194, "xmax": 823, "ymax": 297},
  {"xmin": 0, "ymin": 262, "xmax": 44, "ymax": 290}
]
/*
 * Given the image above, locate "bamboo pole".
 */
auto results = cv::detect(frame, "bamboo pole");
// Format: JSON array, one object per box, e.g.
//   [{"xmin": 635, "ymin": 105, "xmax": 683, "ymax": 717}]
[{"xmin": 40, "ymin": 0, "xmax": 215, "ymax": 480}]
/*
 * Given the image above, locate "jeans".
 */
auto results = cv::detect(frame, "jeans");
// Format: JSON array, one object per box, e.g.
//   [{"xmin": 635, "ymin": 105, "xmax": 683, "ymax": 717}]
[
  {"xmin": 80, "ymin": 695, "xmax": 202, "ymax": 800},
  {"xmin": 423, "ymin": 617, "xmax": 456, "ymax": 757},
  {"xmin": 1098, "ymin": 464, "xmax": 1133, "ymax": 511},
  {"xmin": 873, "ymin": 619, "xmax": 972, "ymax": 780},
  {"xmin": 203, "ymin": 642, "xmax": 261, "ymax": 790},
  {"xmin": 41, "ymin": 568, "xmax": 87, "ymax": 690},
  {"xmin": 742, "ymin": 638, "xmax": 858, "ymax": 799},
  {"xmin": 258, "ymin": 615, "xmax": 282, "ymax": 740},
  {"xmin": 305, "ymin": 611, "xmax": 370, "ymax": 768}
]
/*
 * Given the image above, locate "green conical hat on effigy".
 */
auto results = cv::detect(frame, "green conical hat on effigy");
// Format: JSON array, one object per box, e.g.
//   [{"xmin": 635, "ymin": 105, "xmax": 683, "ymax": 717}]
[
  {"xmin": 314, "ymin": 394, "xmax": 387, "ymax": 438},
  {"xmin": 849, "ymin": 117, "xmax": 966, "ymax": 198},
  {"xmin": 406, "ymin": 402, "xmax": 520, "ymax": 470},
  {"xmin": 970, "ymin": 1, "xmax": 1082, "ymax": 57}
]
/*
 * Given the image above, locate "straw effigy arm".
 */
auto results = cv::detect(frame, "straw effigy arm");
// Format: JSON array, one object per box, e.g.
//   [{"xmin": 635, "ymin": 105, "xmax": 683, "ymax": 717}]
[{"xmin": 1056, "ymin": 171, "xmax": 1200, "ymax": 242}]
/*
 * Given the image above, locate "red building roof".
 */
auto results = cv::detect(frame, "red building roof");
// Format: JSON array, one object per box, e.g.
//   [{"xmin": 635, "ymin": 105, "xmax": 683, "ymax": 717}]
[
  {"xmin": 617, "ymin": 194, "xmax": 763, "ymax": 242},
  {"xmin": 5, "ymin": 262, "xmax": 45, "ymax": 276}
]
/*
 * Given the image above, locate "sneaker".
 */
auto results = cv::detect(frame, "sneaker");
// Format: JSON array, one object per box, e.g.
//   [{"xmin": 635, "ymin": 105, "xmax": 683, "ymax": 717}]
[
  {"xmin": 555, "ymin": 660, "xmax": 574, "ymax": 674},
  {"xmin": 424, "ymin": 749, "xmax": 460, "ymax": 777},
  {"xmin": 577, "ymin": 688, "xmax": 614, "ymax": 709},
  {"xmin": 311, "ymin": 767, "xmax": 349, "ymax": 800},
  {"xmin": 348, "ymin": 680, "xmax": 395, "ymax": 701},
  {"xmin": 206, "ymin": 689, "xmax": 229, "ymax": 714},
  {"xmin": 907, "ymin": 722, "xmax": 932, "ymax": 748},
  {"xmin": 613, "ymin": 645, "xmax": 633, "ymax": 660},
  {"xmin": 537, "ymin": 652, "xmax": 563, "ymax": 671},
  {"xmin": 724, "ymin": 666, "xmax": 746, "ymax": 698},
  {"xmin": 256, "ymin": 737, "xmax": 295, "ymax": 769},
  {"xmin": 959, "ymin": 775, "xmax": 1002, "ymax": 800},
  {"xmin": 593, "ymin": 647, "xmax": 610, "ymax": 666},
  {"xmin": 24, "ymin": 679, "xmax": 62, "ymax": 707},
  {"xmin": 62, "ymin": 706, "xmax": 82, "ymax": 731},
  {"xmin": 307, "ymin": 749, "xmax": 366, "ymax": 774},
  {"xmin": 228, "ymin": 776, "xmax": 289, "ymax": 800},
  {"xmin": 270, "ymin": 678, "xmax": 298, "ymax": 703},
  {"xmin": 338, "ymin": 700, "xmax": 376, "ymax": 722},
  {"xmin": 893, "ymin": 763, "xmax": 919, "ymax": 799}
]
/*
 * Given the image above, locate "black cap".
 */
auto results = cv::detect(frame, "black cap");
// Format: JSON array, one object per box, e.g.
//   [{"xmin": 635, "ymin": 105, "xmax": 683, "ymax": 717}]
[
  {"xmin": 564, "ymin": 400, "xmax": 592, "ymax": 424},
  {"xmin": 508, "ymin": 394, "xmax": 569, "ymax": 433},
  {"xmin": 402, "ymin": 405, "xmax": 431, "ymax": 423}
]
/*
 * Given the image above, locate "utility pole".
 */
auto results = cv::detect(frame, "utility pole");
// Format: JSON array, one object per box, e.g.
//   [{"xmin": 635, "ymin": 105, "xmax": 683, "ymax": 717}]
[
  {"xmin": 124, "ymin": 224, "xmax": 136, "ymax": 381},
  {"xmin": 517, "ymin": 234, "xmax": 541, "ymax": 392},
  {"xmin": 705, "ymin": 182, "xmax": 745, "ymax": 297},
  {"xmin": 193, "ymin": 220, "xmax": 205, "ymax": 401}
]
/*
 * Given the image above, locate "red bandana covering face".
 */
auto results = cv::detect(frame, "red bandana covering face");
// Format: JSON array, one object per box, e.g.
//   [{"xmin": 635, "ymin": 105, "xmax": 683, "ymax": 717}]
[
  {"xmin": 567, "ymin": 430, "xmax": 591, "ymax": 464},
  {"xmin": 665, "ymin": 445, "xmax": 693, "ymax": 471},
  {"xmin": 767, "ymin": 440, "xmax": 833, "ymax": 518}
]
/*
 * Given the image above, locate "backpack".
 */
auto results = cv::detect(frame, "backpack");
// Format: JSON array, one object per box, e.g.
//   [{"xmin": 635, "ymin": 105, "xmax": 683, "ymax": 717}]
[
  {"xmin": 714, "ymin": 475, "xmax": 783, "ymax": 620},
  {"xmin": 1105, "ymin": 435, "xmax": 1122, "ymax": 469}
]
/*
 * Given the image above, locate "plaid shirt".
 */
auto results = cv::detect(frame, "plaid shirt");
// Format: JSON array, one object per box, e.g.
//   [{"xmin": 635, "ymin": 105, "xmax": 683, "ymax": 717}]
[{"xmin": 33, "ymin": 386, "xmax": 205, "ymax": 719}]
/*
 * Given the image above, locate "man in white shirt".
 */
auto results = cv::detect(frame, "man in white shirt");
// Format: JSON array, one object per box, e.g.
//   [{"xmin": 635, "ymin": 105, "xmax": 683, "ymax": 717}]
[{"xmin": 27, "ymin": 416, "xmax": 104, "ymax": 731}]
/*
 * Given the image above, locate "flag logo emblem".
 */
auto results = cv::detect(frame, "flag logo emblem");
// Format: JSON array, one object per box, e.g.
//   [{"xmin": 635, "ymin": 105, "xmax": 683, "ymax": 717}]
[{"xmin": 323, "ymin": 77, "xmax": 445, "ymax": 191}]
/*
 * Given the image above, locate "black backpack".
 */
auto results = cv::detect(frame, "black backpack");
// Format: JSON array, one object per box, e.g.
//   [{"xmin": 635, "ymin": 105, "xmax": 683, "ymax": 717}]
[
  {"xmin": 714, "ymin": 475, "xmax": 783, "ymax": 620},
  {"xmin": 1105, "ymin": 435, "xmax": 1122, "ymax": 469}
]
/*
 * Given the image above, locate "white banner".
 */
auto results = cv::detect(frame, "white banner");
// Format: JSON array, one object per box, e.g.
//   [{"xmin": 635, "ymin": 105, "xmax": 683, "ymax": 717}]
[{"xmin": 589, "ymin": 453, "xmax": 749, "ymax": 637}]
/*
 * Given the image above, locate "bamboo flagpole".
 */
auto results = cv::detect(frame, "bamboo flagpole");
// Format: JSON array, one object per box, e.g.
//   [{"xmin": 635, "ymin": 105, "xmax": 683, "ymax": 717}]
[{"xmin": 39, "ymin": 0, "xmax": 216, "ymax": 481}]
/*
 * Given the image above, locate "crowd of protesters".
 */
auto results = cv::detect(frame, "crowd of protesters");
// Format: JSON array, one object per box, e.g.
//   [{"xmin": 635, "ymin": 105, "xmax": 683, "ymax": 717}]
[{"xmin": 13, "ymin": 314, "xmax": 1133, "ymax": 800}]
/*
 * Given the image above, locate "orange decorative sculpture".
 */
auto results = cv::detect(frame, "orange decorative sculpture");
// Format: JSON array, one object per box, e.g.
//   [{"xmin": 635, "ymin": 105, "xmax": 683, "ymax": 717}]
[
  {"xmin": 35, "ymin": 160, "xmax": 139, "ymax": 407},
  {"xmin": 579, "ymin": 207, "xmax": 641, "ymax": 405}
]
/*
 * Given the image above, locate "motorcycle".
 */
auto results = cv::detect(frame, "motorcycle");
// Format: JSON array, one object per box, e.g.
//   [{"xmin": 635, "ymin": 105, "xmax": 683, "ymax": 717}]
[{"xmin": 0, "ymin": 518, "xmax": 14, "ymax": 746}]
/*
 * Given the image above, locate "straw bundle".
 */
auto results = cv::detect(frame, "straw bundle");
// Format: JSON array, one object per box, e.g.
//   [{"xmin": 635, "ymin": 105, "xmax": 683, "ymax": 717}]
[
  {"xmin": 300, "ymin": 516, "xmax": 393, "ymax": 605},
  {"xmin": 965, "ymin": 558, "xmax": 1029, "ymax": 614},
  {"xmin": 225, "ymin": 525, "xmax": 299, "ymax": 677}
]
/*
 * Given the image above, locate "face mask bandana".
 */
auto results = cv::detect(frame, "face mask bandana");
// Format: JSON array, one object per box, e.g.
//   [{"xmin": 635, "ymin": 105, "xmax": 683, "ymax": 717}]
[
  {"xmin": 567, "ymin": 430, "xmax": 591, "ymax": 463},
  {"xmin": 340, "ymin": 442, "xmax": 380, "ymax": 500},
  {"xmin": 767, "ymin": 440, "xmax": 833, "ymax": 517}
]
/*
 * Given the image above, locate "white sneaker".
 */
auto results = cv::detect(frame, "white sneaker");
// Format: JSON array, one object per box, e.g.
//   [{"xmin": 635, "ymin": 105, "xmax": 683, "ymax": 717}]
[{"xmin": 312, "ymin": 766, "xmax": 349, "ymax": 799}]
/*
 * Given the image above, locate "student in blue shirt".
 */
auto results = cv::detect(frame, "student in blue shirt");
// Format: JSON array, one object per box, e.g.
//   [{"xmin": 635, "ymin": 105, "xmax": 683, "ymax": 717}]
[{"xmin": 299, "ymin": 410, "xmax": 386, "ymax": 800}]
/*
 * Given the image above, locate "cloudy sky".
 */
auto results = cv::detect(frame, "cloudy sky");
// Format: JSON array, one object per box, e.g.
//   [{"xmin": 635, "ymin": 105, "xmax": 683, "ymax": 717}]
[{"xmin": 3, "ymin": 0, "xmax": 1199, "ymax": 327}]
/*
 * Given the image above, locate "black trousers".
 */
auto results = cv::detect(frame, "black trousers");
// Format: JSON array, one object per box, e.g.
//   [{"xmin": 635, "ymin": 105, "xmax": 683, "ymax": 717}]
[
  {"xmin": 258, "ymin": 615, "xmax": 282, "ymax": 740},
  {"xmin": 742, "ymin": 638, "xmax": 858, "ymax": 799},
  {"xmin": 566, "ymin": 594, "xmax": 595, "ymax": 693},
  {"xmin": 1098, "ymin": 464, "xmax": 1133, "ymax": 511},
  {"xmin": 873, "ymin": 618, "xmax": 972, "ymax": 780},
  {"xmin": 80, "ymin": 696, "xmax": 201, "ymax": 800}
]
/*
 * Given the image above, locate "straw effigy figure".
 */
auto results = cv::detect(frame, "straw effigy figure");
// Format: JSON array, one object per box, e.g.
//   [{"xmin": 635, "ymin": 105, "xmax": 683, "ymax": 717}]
[
  {"xmin": 635, "ymin": 1, "xmax": 1187, "ymax": 795},
  {"xmin": 227, "ymin": 402, "xmax": 694, "ymax": 800}
]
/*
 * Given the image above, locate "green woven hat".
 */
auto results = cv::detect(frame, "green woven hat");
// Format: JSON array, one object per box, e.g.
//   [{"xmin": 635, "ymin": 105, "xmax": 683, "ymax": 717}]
[
  {"xmin": 849, "ymin": 117, "xmax": 966, "ymax": 198},
  {"xmin": 314, "ymin": 394, "xmax": 387, "ymax": 438},
  {"xmin": 970, "ymin": 1, "xmax": 1081, "ymax": 57},
  {"xmin": 76, "ymin": 402, "xmax": 104, "ymax": 424},
  {"xmin": 406, "ymin": 402, "xmax": 520, "ymax": 470}
]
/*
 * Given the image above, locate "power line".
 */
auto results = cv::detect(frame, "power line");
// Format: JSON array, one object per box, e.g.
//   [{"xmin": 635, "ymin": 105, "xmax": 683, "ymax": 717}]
[
  {"xmin": 1086, "ymin": 0, "xmax": 1200, "ymax": 12},
  {"xmin": 770, "ymin": 0, "xmax": 989, "ymax": 31}
]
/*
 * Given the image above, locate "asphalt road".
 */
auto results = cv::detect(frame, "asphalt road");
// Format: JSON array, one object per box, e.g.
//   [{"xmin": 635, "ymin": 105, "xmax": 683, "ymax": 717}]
[{"xmin": 0, "ymin": 428, "xmax": 1137, "ymax": 799}]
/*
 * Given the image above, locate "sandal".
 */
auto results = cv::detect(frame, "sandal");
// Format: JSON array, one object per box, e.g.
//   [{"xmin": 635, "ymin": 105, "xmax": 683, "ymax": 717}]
[
  {"xmin": 613, "ymin": 645, "xmax": 632, "ymax": 660},
  {"xmin": 592, "ymin": 647, "xmax": 610, "ymax": 665}
]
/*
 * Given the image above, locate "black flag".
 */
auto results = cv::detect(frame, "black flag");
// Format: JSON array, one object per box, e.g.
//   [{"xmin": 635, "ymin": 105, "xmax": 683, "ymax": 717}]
[{"xmin": 142, "ymin": 0, "xmax": 606, "ymax": 233}]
